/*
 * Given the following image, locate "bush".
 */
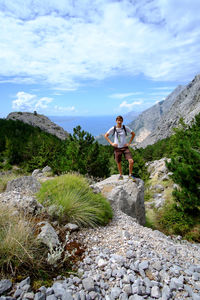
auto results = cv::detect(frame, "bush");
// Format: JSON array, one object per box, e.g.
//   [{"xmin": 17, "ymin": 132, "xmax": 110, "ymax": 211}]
[
  {"xmin": 155, "ymin": 202, "xmax": 199, "ymax": 240},
  {"xmin": 36, "ymin": 173, "xmax": 113, "ymax": 227}
]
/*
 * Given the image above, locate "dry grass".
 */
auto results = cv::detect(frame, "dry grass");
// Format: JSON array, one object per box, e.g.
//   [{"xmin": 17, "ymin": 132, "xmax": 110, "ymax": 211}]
[
  {"xmin": 0, "ymin": 202, "xmax": 47, "ymax": 277},
  {"xmin": 0, "ymin": 173, "xmax": 22, "ymax": 193}
]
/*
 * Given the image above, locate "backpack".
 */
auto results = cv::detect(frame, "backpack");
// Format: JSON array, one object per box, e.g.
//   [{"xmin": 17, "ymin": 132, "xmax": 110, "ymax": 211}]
[{"xmin": 112, "ymin": 125, "xmax": 127, "ymax": 137}]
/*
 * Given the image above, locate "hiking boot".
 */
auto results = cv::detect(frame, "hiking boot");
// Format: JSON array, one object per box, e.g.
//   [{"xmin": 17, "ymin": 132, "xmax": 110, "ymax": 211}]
[
  {"xmin": 118, "ymin": 175, "xmax": 123, "ymax": 180},
  {"xmin": 129, "ymin": 174, "xmax": 137, "ymax": 182}
]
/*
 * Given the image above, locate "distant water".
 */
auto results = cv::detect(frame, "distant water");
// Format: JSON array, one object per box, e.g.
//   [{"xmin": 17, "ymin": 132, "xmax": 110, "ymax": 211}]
[{"xmin": 48, "ymin": 115, "xmax": 132, "ymax": 137}]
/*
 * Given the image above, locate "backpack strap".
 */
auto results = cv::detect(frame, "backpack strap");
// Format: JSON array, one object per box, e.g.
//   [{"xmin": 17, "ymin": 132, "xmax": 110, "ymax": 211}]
[
  {"xmin": 112, "ymin": 125, "xmax": 127, "ymax": 136},
  {"xmin": 123, "ymin": 125, "xmax": 127, "ymax": 136},
  {"xmin": 112, "ymin": 125, "xmax": 116, "ymax": 136}
]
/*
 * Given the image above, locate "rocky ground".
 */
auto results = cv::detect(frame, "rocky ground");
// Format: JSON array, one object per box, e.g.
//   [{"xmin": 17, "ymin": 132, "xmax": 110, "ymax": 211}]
[
  {"xmin": 0, "ymin": 167, "xmax": 200, "ymax": 300},
  {"xmin": 1, "ymin": 205, "xmax": 200, "ymax": 300}
]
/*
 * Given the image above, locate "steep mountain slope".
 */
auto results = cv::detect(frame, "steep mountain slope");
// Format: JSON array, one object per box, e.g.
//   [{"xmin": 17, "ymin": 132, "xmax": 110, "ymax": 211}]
[
  {"xmin": 139, "ymin": 74, "xmax": 200, "ymax": 148},
  {"xmin": 6, "ymin": 112, "xmax": 69, "ymax": 140},
  {"xmin": 128, "ymin": 85, "xmax": 184, "ymax": 143}
]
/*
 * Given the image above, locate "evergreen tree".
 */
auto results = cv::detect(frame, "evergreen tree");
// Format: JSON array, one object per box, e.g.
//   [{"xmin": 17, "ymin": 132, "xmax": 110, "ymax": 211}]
[{"xmin": 166, "ymin": 114, "xmax": 200, "ymax": 214}]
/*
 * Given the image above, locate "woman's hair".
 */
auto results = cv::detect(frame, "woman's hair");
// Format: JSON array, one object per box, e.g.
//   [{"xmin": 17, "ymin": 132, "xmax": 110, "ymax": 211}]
[{"xmin": 116, "ymin": 115, "xmax": 123, "ymax": 121}]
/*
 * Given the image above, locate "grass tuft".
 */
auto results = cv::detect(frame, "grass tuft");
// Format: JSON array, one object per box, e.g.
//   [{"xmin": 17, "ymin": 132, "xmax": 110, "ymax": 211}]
[{"xmin": 36, "ymin": 173, "xmax": 113, "ymax": 227}]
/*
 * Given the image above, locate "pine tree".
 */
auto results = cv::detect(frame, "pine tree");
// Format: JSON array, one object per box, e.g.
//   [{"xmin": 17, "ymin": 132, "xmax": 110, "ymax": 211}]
[{"xmin": 166, "ymin": 114, "xmax": 200, "ymax": 214}]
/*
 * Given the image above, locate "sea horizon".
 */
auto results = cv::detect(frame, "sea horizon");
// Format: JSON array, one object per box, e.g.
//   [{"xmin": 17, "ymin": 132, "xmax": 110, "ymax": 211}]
[{"xmin": 48, "ymin": 114, "xmax": 136, "ymax": 137}]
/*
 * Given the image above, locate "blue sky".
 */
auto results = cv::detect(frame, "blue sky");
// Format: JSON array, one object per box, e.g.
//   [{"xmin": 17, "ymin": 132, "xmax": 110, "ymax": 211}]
[{"xmin": 0, "ymin": 0, "xmax": 200, "ymax": 118}]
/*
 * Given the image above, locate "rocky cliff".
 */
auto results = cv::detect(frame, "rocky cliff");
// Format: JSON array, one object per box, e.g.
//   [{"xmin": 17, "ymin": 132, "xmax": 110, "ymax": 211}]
[
  {"xmin": 138, "ymin": 74, "xmax": 200, "ymax": 148},
  {"xmin": 6, "ymin": 112, "xmax": 69, "ymax": 140},
  {"xmin": 128, "ymin": 85, "xmax": 184, "ymax": 143}
]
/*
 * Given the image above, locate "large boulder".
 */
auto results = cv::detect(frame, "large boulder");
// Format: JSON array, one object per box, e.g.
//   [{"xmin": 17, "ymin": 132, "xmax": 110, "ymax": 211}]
[
  {"xmin": 92, "ymin": 175, "xmax": 145, "ymax": 225},
  {"xmin": 6, "ymin": 176, "xmax": 41, "ymax": 193},
  {"xmin": 0, "ymin": 176, "xmax": 43, "ymax": 214},
  {"xmin": 0, "ymin": 191, "xmax": 43, "ymax": 214}
]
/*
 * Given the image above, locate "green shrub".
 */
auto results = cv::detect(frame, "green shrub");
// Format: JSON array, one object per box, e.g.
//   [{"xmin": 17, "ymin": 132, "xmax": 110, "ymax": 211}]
[
  {"xmin": 36, "ymin": 173, "xmax": 113, "ymax": 227},
  {"xmin": 155, "ymin": 203, "xmax": 196, "ymax": 238}
]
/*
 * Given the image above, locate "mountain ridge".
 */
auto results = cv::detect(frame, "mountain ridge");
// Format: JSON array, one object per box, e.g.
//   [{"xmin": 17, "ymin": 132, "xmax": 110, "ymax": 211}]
[
  {"xmin": 138, "ymin": 74, "xmax": 200, "ymax": 148},
  {"xmin": 6, "ymin": 111, "xmax": 69, "ymax": 140}
]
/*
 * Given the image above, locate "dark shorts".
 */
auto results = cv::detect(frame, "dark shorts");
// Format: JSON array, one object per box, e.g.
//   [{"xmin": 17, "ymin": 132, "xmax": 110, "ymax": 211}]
[{"xmin": 114, "ymin": 146, "xmax": 133, "ymax": 163}]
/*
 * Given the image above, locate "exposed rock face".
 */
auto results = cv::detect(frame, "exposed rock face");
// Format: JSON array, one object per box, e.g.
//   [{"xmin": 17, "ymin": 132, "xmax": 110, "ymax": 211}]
[
  {"xmin": 0, "ymin": 176, "xmax": 43, "ymax": 214},
  {"xmin": 145, "ymin": 158, "xmax": 173, "ymax": 209},
  {"xmin": 146, "ymin": 157, "xmax": 171, "ymax": 180},
  {"xmin": 138, "ymin": 74, "xmax": 200, "ymax": 148},
  {"xmin": 6, "ymin": 112, "xmax": 69, "ymax": 140},
  {"xmin": 0, "ymin": 190, "xmax": 43, "ymax": 214},
  {"xmin": 6, "ymin": 176, "xmax": 41, "ymax": 193},
  {"xmin": 91, "ymin": 175, "xmax": 145, "ymax": 225},
  {"xmin": 128, "ymin": 85, "xmax": 184, "ymax": 143}
]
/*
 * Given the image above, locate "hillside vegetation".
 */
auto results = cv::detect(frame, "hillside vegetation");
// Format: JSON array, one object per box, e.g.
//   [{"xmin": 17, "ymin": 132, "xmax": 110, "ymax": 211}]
[
  {"xmin": 0, "ymin": 113, "xmax": 200, "ymax": 241},
  {"xmin": 137, "ymin": 113, "xmax": 200, "ymax": 241}
]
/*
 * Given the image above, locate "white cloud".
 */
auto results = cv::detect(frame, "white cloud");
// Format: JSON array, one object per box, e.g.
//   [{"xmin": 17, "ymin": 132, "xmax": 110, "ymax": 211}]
[
  {"xmin": 12, "ymin": 91, "xmax": 52, "ymax": 111},
  {"xmin": 54, "ymin": 105, "xmax": 75, "ymax": 112},
  {"xmin": 109, "ymin": 92, "xmax": 142, "ymax": 99},
  {"xmin": 0, "ymin": 0, "xmax": 200, "ymax": 89},
  {"xmin": 152, "ymin": 87, "xmax": 176, "ymax": 90},
  {"xmin": 119, "ymin": 100, "xmax": 143, "ymax": 110}
]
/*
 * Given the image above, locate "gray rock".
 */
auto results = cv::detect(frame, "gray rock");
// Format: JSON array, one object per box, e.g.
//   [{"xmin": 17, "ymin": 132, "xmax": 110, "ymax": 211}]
[
  {"xmin": 21, "ymin": 285, "xmax": 31, "ymax": 292},
  {"xmin": 0, "ymin": 191, "xmax": 43, "ymax": 215},
  {"xmin": 38, "ymin": 287, "xmax": 46, "ymax": 294},
  {"xmin": 64, "ymin": 223, "xmax": 79, "ymax": 232},
  {"xmin": 170, "ymin": 277, "xmax": 184, "ymax": 290},
  {"xmin": 119, "ymin": 293, "xmax": 128, "ymax": 300},
  {"xmin": 46, "ymin": 296, "xmax": 57, "ymax": 300},
  {"xmin": 89, "ymin": 185, "xmax": 101, "ymax": 194},
  {"xmin": 61, "ymin": 291, "xmax": 73, "ymax": 300},
  {"xmin": 6, "ymin": 176, "xmax": 41, "ymax": 193},
  {"xmin": 139, "ymin": 261, "xmax": 149, "ymax": 270},
  {"xmin": 150, "ymin": 286, "xmax": 161, "ymax": 298},
  {"xmin": 0, "ymin": 280, "xmax": 12, "ymax": 295},
  {"xmin": 32, "ymin": 169, "xmax": 43, "ymax": 178},
  {"xmin": 92, "ymin": 175, "xmax": 145, "ymax": 225},
  {"xmin": 151, "ymin": 261, "xmax": 162, "ymax": 271},
  {"xmin": 79, "ymin": 290, "xmax": 86, "ymax": 300},
  {"xmin": 23, "ymin": 292, "xmax": 34, "ymax": 300},
  {"xmin": 97, "ymin": 258, "xmax": 107, "ymax": 268},
  {"xmin": 123, "ymin": 284, "xmax": 132, "ymax": 296},
  {"xmin": 126, "ymin": 250, "xmax": 135, "ymax": 259},
  {"xmin": 110, "ymin": 287, "xmax": 121, "ymax": 299},
  {"xmin": 14, "ymin": 288, "xmax": 23, "ymax": 298},
  {"xmin": 161, "ymin": 285, "xmax": 171, "ymax": 300},
  {"xmin": 88, "ymin": 291, "xmax": 97, "ymax": 299},
  {"xmin": 82, "ymin": 278, "xmax": 95, "ymax": 292},
  {"xmin": 110, "ymin": 254, "xmax": 125, "ymax": 266},
  {"xmin": 129, "ymin": 295, "xmax": 144, "ymax": 300},
  {"xmin": 34, "ymin": 292, "xmax": 46, "ymax": 300},
  {"xmin": 42, "ymin": 166, "xmax": 52, "ymax": 173},
  {"xmin": 19, "ymin": 278, "xmax": 31, "ymax": 289},
  {"xmin": 192, "ymin": 293, "xmax": 200, "ymax": 300},
  {"xmin": 37, "ymin": 221, "xmax": 60, "ymax": 248},
  {"xmin": 45, "ymin": 288, "xmax": 54, "ymax": 296},
  {"xmin": 73, "ymin": 277, "xmax": 82, "ymax": 285}
]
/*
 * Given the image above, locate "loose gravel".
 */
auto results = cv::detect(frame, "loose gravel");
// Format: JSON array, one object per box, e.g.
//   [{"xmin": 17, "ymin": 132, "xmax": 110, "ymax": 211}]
[{"xmin": 1, "ymin": 206, "xmax": 200, "ymax": 300}]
